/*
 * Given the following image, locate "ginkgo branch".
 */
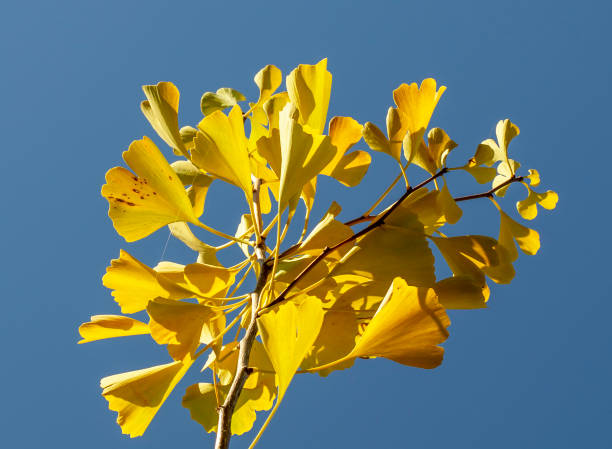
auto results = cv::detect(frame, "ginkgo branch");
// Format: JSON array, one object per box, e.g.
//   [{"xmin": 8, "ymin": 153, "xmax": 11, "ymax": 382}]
[
  {"xmin": 454, "ymin": 175, "xmax": 524, "ymax": 202},
  {"xmin": 261, "ymin": 168, "xmax": 449, "ymax": 312}
]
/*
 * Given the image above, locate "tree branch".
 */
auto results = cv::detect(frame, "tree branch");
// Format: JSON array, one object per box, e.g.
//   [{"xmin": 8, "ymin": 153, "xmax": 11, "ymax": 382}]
[
  {"xmin": 214, "ymin": 178, "xmax": 268, "ymax": 449},
  {"xmin": 454, "ymin": 175, "xmax": 524, "ymax": 202},
  {"xmin": 260, "ymin": 168, "xmax": 448, "ymax": 312}
]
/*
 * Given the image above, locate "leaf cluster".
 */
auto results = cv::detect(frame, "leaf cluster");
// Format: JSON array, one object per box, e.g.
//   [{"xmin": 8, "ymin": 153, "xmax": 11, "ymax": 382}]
[{"xmin": 80, "ymin": 60, "xmax": 557, "ymax": 447}]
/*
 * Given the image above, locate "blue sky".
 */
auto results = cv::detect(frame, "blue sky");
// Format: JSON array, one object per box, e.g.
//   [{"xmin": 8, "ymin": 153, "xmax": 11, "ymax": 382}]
[{"xmin": 1, "ymin": 0, "xmax": 610, "ymax": 448}]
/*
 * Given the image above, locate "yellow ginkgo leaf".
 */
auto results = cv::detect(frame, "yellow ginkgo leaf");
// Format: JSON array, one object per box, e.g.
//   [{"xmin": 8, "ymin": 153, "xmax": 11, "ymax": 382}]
[
  {"xmin": 215, "ymin": 340, "xmax": 276, "ymax": 391},
  {"xmin": 461, "ymin": 164, "xmax": 497, "ymax": 184},
  {"xmin": 309, "ymin": 278, "xmax": 450, "ymax": 371},
  {"xmin": 263, "ymin": 92, "xmax": 290, "ymax": 131},
  {"xmin": 200, "ymin": 88, "xmax": 246, "ymax": 116},
  {"xmin": 193, "ymin": 106, "xmax": 253, "ymax": 203},
  {"xmin": 101, "ymin": 357, "xmax": 193, "ymax": 438},
  {"xmin": 141, "ymin": 82, "xmax": 188, "ymax": 157},
  {"xmin": 527, "ymin": 169, "xmax": 541, "ymax": 186},
  {"xmin": 183, "ymin": 262, "xmax": 238, "ymax": 299},
  {"xmin": 286, "ymin": 59, "xmax": 332, "ymax": 134},
  {"xmin": 433, "ymin": 276, "xmax": 488, "ymax": 309},
  {"xmin": 437, "ymin": 180, "xmax": 462, "ymax": 224},
  {"xmin": 277, "ymin": 104, "xmax": 337, "ymax": 213},
  {"xmin": 301, "ymin": 307, "xmax": 358, "ymax": 376},
  {"xmin": 332, "ymin": 224, "xmax": 436, "ymax": 288},
  {"xmin": 362, "ymin": 121, "xmax": 393, "ymax": 159},
  {"xmin": 516, "ymin": 188, "xmax": 559, "ymax": 220},
  {"xmin": 257, "ymin": 296, "xmax": 324, "ymax": 417},
  {"xmin": 349, "ymin": 279, "xmax": 449, "ymax": 368},
  {"xmin": 254, "ymin": 64, "xmax": 283, "ymax": 107},
  {"xmin": 147, "ymin": 298, "xmax": 217, "ymax": 360},
  {"xmin": 498, "ymin": 209, "xmax": 540, "ymax": 261},
  {"xmin": 182, "ymin": 381, "xmax": 275, "ymax": 436},
  {"xmin": 78, "ymin": 315, "xmax": 150, "ymax": 344},
  {"xmin": 411, "ymin": 128, "xmax": 457, "ymax": 175},
  {"xmin": 386, "ymin": 107, "xmax": 405, "ymax": 162},
  {"xmin": 430, "ymin": 235, "xmax": 514, "ymax": 285},
  {"xmin": 102, "ymin": 137, "xmax": 200, "ymax": 242},
  {"xmin": 385, "ymin": 188, "xmax": 445, "ymax": 234},
  {"xmin": 493, "ymin": 159, "xmax": 520, "ymax": 197},
  {"xmin": 297, "ymin": 202, "xmax": 353, "ymax": 259},
  {"xmin": 393, "ymin": 78, "xmax": 446, "ymax": 135},
  {"xmin": 321, "ymin": 116, "xmax": 370, "ymax": 186},
  {"xmin": 102, "ymin": 250, "xmax": 193, "ymax": 313}
]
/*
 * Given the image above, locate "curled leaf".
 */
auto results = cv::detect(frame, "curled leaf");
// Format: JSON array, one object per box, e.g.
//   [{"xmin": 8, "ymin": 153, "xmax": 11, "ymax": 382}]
[
  {"xmin": 78, "ymin": 315, "xmax": 150, "ymax": 343},
  {"xmin": 201, "ymin": 88, "xmax": 246, "ymax": 116}
]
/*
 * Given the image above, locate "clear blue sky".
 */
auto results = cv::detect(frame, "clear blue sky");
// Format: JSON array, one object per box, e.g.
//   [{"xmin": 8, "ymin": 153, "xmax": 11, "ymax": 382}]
[{"xmin": 1, "ymin": 1, "xmax": 610, "ymax": 448}]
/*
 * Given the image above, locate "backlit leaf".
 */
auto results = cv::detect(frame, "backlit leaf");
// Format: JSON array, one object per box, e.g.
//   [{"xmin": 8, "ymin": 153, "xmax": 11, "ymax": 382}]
[
  {"xmin": 286, "ymin": 59, "xmax": 332, "ymax": 134},
  {"xmin": 101, "ymin": 357, "xmax": 193, "ymax": 437},
  {"xmin": 102, "ymin": 137, "xmax": 200, "ymax": 242},
  {"xmin": 193, "ymin": 106, "xmax": 252, "ymax": 202},
  {"xmin": 201, "ymin": 88, "xmax": 246, "ymax": 116},
  {"xmin": 147, "ymin": 298, "xmax": 217, "ymax": 360},
  {"xmin": 78, "ymin": 315, "xmax": 150, "ymax": 343},
  {"xmin": 141, "ymin": 82, "xmax": 188, "ymax": 157}
]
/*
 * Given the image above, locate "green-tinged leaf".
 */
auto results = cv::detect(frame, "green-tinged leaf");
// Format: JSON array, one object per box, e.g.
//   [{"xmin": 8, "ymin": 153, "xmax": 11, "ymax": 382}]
[
  {"xmin": 201, "ymin": 88, "xmax": 246, "ymax": 116},
  {"xmin": 254, "ymin": 65, "xmax": 283, "ymax": 106},
  {"xmin": 78, "ymin": 315, "xmax": 150, "ymax": 343},
  {"xmin": 362, "ymin": 122, "xmax": 392, "ymax": 157},
  {"xmin": 141, "ymin": 82, "xmax": 188, "ymax": 157}
]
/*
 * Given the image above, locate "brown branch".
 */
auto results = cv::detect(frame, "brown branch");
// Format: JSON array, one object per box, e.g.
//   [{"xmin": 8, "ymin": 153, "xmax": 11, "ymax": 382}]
[
  {"xmin": 214, "ymin": 178, "xmax": 268, "ymax": 449},
  {"xmin": 454, "ymin": 175, "xmax": 524, "ymax": 202},
  {"xmin": 260, "ymin": 168, "xmax": 448, "ymax": 312}
]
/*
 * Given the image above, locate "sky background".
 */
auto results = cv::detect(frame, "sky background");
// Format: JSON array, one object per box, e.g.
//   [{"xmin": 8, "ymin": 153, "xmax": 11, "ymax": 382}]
[{"xmin": 1, "ymin": 0, "xmax": 610, "ymax": 447}]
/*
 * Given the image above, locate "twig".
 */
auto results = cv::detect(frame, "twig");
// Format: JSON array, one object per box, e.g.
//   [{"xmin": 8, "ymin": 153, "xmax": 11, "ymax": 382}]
[{"xmin": 454, "ymin": 176, "xmax": 524, "ymax": 202}]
